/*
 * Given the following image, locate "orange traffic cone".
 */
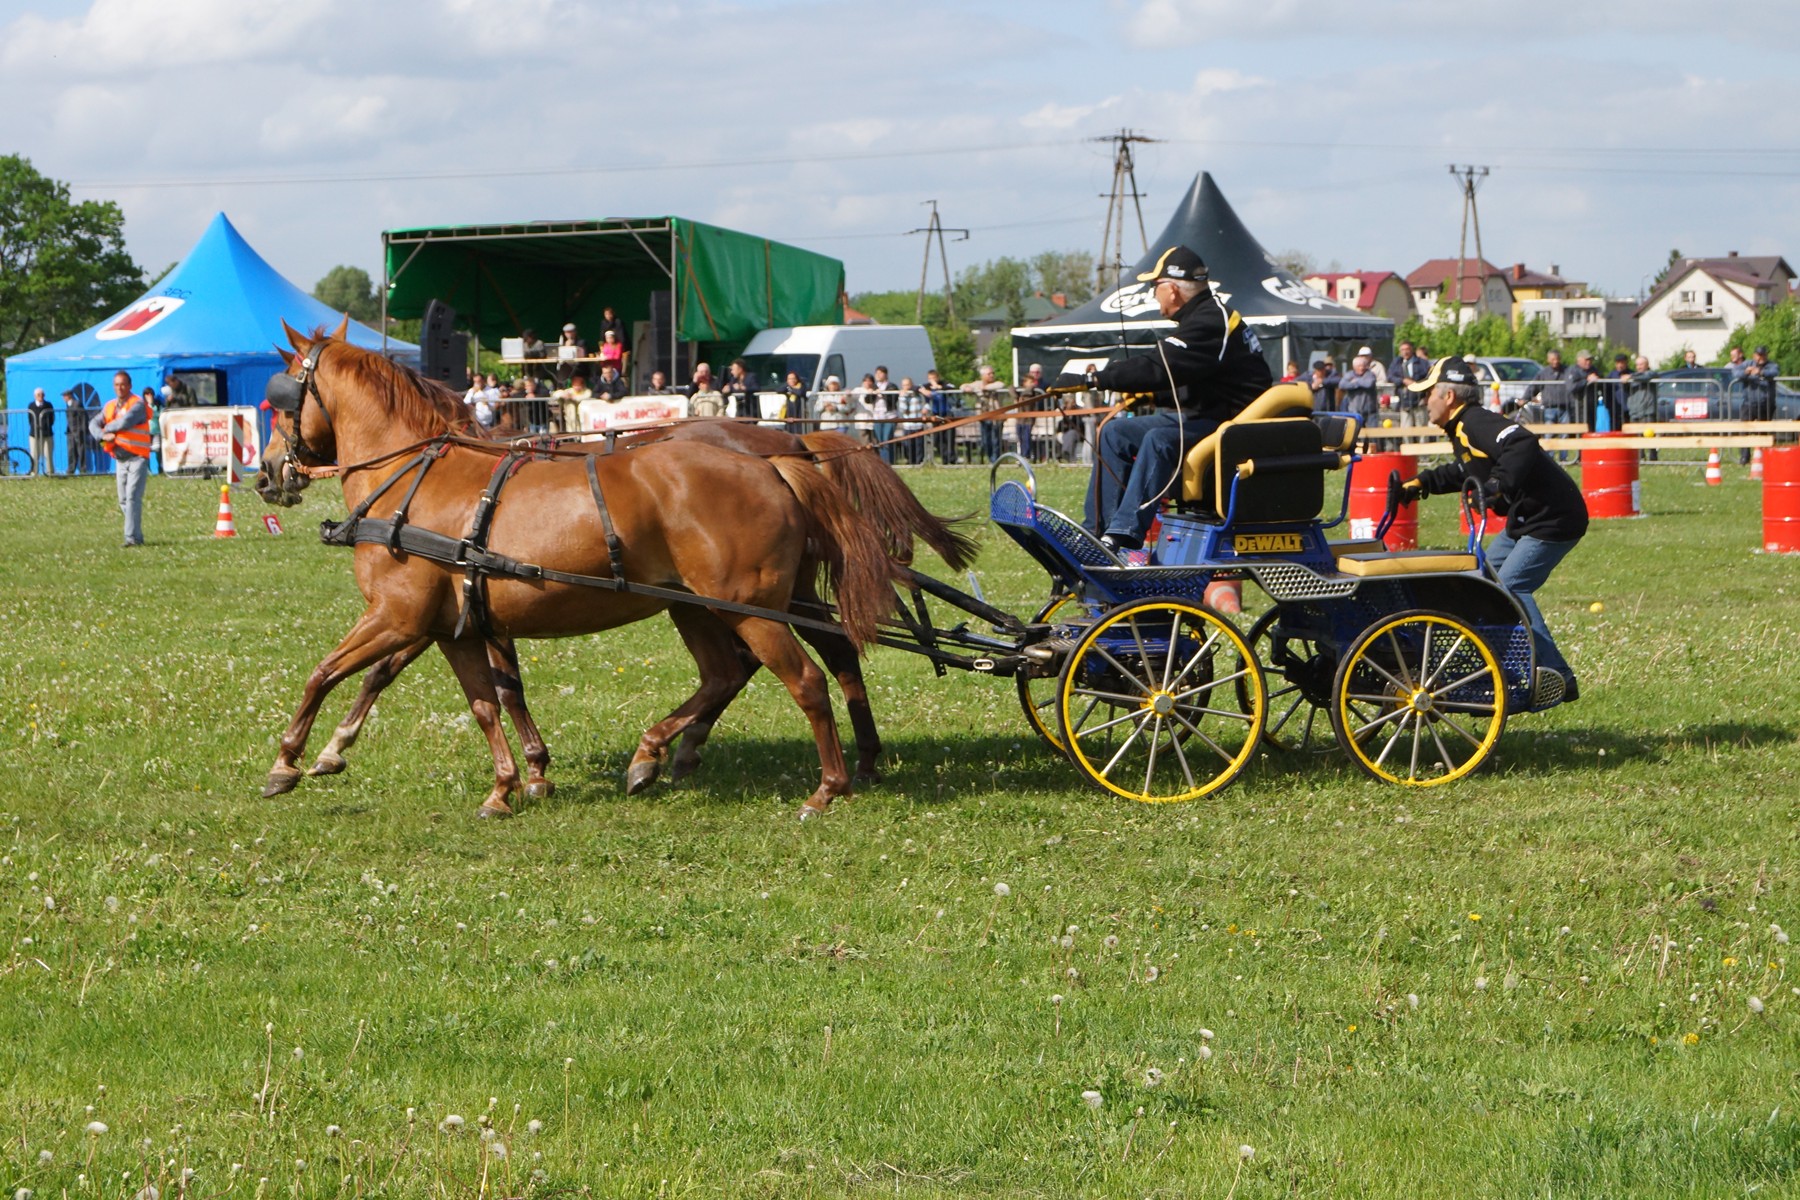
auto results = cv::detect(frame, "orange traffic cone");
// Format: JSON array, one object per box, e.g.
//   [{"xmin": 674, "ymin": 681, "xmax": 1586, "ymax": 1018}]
[
  {"xmin": 1704, "ymin": 449, "xmax": 1723, "ymax": 487},
  {"xmin": 1750, "ymin": 447, "xmax": 1765, "ymax": 481},
  {"xmin": 1204, "ymin": 579, "xmax": 1243, "ymax": 614},
  {"xmin": 213, "ymin": 484, "xmax": 238, "ymax": 538}
]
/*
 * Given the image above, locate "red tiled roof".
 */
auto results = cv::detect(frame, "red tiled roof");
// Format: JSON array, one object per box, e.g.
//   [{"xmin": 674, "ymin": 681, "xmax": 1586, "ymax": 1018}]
[
  {"xmin": 1306, "ymin": 270, "xmax": 1401, "ymax": 312},
  {"xmin": 1405, "ymin": 258, "xmax": 1509, "ymax": 304}
]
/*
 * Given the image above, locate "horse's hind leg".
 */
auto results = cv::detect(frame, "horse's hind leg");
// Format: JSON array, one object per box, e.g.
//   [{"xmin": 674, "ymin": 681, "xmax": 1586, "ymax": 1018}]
[
  {"xmin": 629, "ymin": 607, "xmax": 755, "ymax": 794},
  {"xmin": 720, "ymin": 614, "xmax": 850, "ymax": 818},
  {"xmin": 308, "ymin": 639, "xmax": 432, "ymax": 777},
  {"xmin": 668, "ymin": 613, "xmax": 759, "ymax": 783},
  {"xmin": 486, "ymin": 637, "xmax": 553, "ymax": 800},
  {"xmin": 799, "ymin": 624, "xmax": 882, "ymax": 785},
  {"xmin": 439, "ymin": 636, "xmax": 525, "ymax": 818},
  {"xmin": 266, "ymin": 614, "xmax": 428, "ymax": 798}
]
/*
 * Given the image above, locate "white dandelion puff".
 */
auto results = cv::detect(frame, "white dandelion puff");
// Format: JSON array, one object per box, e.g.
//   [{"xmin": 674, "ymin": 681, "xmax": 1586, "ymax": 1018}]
[
  {"xmin": 1198, "ymin": 1044, "xmax": 1213, "ymax": 1061},
  {"xmin": 1103, "ymin": 934, "xmax": 1119, "ymax": 950},
  {"xmin": 43, "ymin": 895, "xmax": 54, "ymax": 910},
  {"xmin": 527, "ymin": 1119, "xmax": 544, "ymax": 1134},
  {"xmin": 1144, "ymin": 1067, "xmax": 1164, "ymax": 1088},
  {"xmin": 1749, "ymin": 996, "xmax": 1766, "ymax": 1014},
  {"xmin": 1059, "ymin": 935, "xmax": 1073, "ymax": 949},
  {"xmin": 440, "ymin": 1115, "xmax": 465, "ymax": 1132},
  {"xmin": 85, "ymin": 1121, "xmax": 108, "ymax": 1136},
  {"xmin": 405, "ymin": 1107, "xmax": 417, "ymax": 1122},
  {"xmin": 490, "ymin": 1143, "xmax": 508, "ymax": 1159},
  {"xmin": 1066, "ymin": 925, "xmax": 1079, "ymax": 935},
  {"xmin": 1407, "ymin": 993, "xmax": 1420, "ymax": 1009},
  {"xmin": 1199, "ymin": 1028, "xmax": 1215, "ymax": 1040},
  {"xmin": 1474, "ymin": 976, "xmax": 1489, "ymax": 991},
  {"xmin": 1144, "ymin": 965, "xmax": 1161, "ymax": 983},
  {"xmin": 37, "ymin": 1151, "xmax": 52, "ymax": 1165},
  {"xmin": 16, "ymin": 1187, "xmax": 33, "ymax": 1200},
  {"xmin": 294, "ymin": 1160, "xmax": 305, "ymax": 1171},
  {"xmin": 325, "ymin": 1125, "xmax": 342, "ymax": 1138},
  {"xmin": 1081, "ymin": 1090, "xmax": 1103, "ymax": 1108},
  {"xmin": 1050, "ymin": 994, "xmax": 1064, "ymax": 1006},
  {"xmin": 1239, "ymin": 1144, "xmax": 1256, "ymax": 1161},
  {"xmin": 1779, "ymin": 931, "xmax": 1791, "ymax": 946},
  {"xmin": 992, "ymin": 882, "xmax": 1010, "ymax": 897},
  {"xmin": 292, "ymin": 1046, "xmax": 303, "ymax": 1060}
]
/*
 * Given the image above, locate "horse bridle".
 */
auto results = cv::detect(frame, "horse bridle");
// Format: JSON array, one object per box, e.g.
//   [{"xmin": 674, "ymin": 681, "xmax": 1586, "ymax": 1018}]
[{"xmin": 264, "ymin": 341, "xmax": 338, "ymax": 468}]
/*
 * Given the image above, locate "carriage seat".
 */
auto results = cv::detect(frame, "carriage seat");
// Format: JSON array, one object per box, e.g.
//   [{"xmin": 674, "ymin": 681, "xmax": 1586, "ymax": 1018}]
[
  {"xmin": 1336, "ymin": 550, "xmax": 1479, "ymax": 577},
  {"xmin": 1178, "ymin": 384, "xmax": 1356, "ymax": 522}
]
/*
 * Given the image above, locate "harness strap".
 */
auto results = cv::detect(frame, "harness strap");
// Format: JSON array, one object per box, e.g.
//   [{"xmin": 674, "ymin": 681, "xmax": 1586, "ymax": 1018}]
[
  {"xmin": 454, "ymin": 450, "xmax": 531, "ymax": 639},
  {"xmin": 584, "ymin": 455, "xmax": 628, "ymax": 589}
]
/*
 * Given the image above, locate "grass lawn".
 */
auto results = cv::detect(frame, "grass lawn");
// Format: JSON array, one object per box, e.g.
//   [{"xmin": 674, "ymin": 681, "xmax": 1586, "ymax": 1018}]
[{"xmin": 1, "ymin": 457, "xmax": 1797, "ymax": 1198}]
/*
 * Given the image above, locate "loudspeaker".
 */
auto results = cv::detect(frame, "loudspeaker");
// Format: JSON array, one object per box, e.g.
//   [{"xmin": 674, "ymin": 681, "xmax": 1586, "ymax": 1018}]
[
  {"xmin": 419, "ymin": 300, "xmax": 468, "ymax": 383},
  {"xmin": 646, "ymin": 290, "xmax": 690, "ymax": 384}
]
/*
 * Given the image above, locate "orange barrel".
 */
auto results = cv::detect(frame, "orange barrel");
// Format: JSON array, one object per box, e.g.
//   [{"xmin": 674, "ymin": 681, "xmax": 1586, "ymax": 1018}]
[
  {"xmin": 1764, "ymin": 446, "xmax": 1800, "ymax": 553},
  {"xmin": 1349, "ymin": 452, "xmax": 1417, "ymax": 549},
  {"xmin": 1580, "ymin": 432, "xmax": 1641, "ymax": 519}
]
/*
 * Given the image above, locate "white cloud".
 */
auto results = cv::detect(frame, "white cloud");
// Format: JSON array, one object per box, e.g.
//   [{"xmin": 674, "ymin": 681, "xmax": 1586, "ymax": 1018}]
[{"xmin": 0, "ymin": 0, "xmax": 324, "ymax": 73}]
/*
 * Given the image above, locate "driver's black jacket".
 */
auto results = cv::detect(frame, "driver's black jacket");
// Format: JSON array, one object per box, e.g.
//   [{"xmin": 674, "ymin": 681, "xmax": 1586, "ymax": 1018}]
[
  {"xmin": 1092, "ymin": 288, "xmax": 1272, "ymax": 422},
  {"xmin": 1416, "ymin": 402, "xmax": 1589, "ymax": 542}
]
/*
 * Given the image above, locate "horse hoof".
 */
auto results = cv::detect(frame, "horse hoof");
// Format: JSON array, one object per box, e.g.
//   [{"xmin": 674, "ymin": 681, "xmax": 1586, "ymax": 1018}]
[
  {"xmin": 625, "ymin": 760, "xmax": 661, "ymax": 795},
  {"xmin": 262, "ymin": 767, "xmax": 301, "ymax": 798},
  {"xmin": 523, "ymin": 779, "xmax": 554, "ymax": 801},
  {"xmin": 798, "ymin": 801, "xmax": 831, "ymax": 821},
  {"xmin": 307, "ymin": 752, "xmax": 347, "ymax": 777},
  {"xmin": 854, "ymin": 768, "xmax": 883, "ymax": 787},
  {"xmin": 477, "ymin": 798, "xmax": 515, "ymax": 819}
]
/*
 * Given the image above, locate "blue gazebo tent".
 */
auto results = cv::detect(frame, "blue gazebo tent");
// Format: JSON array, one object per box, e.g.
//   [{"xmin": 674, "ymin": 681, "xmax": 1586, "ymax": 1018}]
[{"xmin": 5, "ymin": 211, "xmax": 415, "ymax": 474}]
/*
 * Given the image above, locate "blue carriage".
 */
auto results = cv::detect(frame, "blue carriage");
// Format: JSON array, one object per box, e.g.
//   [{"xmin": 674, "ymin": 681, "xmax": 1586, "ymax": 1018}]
[{"xmin": 988, "ymin": 383, "xmax": 1565, "ymax": 803}]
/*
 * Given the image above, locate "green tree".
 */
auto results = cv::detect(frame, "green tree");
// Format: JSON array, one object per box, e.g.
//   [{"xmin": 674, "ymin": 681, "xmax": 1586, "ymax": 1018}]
[
  {"xmin": 0, "ymin": 154, "xmax": 144, "ymax": 361},
  {"xmin": 1719, "ymin": 297, "xmax": 1800, "ymax": 369},
  {"xmin": 312, "ymin": 264, "xmax": 380, "ymax": 324},
  {"xmin": 929, "ymin": 323, "xmax": 977, "ymax": 385},
  {"xmin": 1029, "ymin": 250, "xmax": 1095, "ymax": 305}
]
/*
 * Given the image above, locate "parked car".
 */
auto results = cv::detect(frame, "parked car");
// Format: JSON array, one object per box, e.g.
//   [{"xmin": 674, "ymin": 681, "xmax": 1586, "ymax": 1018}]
[
  {"xmin": 1470, "ymin": 356, "xmax": 1544, "ymax": 414},
  {"xmin": 1649, "ymin": 367, "xmax": 1800, "ymax": 421}
]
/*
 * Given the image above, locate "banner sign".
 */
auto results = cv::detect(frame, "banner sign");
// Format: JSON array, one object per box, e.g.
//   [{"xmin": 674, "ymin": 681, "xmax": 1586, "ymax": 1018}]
[
  {"xmin": 159, "ymin": 407, "xmax": 262, "ymax": 475},
  {"xmin": 575, "ymin": 394, "xmax": 690, "ymax": 431}
]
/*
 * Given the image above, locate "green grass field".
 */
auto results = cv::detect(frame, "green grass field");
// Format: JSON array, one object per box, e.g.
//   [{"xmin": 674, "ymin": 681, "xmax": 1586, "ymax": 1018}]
[{"xmin": 2, "ymin": 460, "xmax": 1797, "ymax": 1198}]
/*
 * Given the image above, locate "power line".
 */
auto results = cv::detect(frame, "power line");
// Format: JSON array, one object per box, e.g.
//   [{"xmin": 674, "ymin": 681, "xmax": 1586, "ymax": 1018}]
[
  {"xmin": 1094, "ymin": 128, "xmax": 1158, "ymax": 296},
  {"xmin": 905, "ymin": 200, "xmax": 968, "ymax": 323}
]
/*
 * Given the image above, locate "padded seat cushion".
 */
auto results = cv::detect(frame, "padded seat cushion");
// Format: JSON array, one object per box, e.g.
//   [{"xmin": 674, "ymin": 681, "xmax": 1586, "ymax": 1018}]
[
  {"xmin": 1336, "ymin": 551, "xmax": 1479, "ymax": 577},
  {"xmin": 1181, "ymin": 382, "xmax": 1315, "ymax": 502}
]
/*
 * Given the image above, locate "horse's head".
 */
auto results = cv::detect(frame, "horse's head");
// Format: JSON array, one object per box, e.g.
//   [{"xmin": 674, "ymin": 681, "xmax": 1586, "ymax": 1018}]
[{"xmin": 257, "ymin": 318, "xmax": 348, "ymax": 506}]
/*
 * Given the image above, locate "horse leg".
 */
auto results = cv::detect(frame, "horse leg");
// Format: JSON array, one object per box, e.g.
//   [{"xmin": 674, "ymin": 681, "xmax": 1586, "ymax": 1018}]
[
  {"xmin": 720, "ymin": 614, "xmax": 850, "ymax": 818},
  {"xmin": 438, "ymin": 636, "xmax": 525, "ymax": 819},
  {"xmin": 307, "ymin": 638, "xmax": 431, "ymax": 776},
  {"xmin": 664, "ymin": 609, "xmax": 758, "ymax": 784},
  {"xmin": 265, "ymin": 613, "xmax": 428, "ymax": 797},
  {"xmin": 626, "ymin": 608, "xmax": 754, "ymax": 794},
  {"xmin": 486, "ymin": 637, "xmax": 554, "ymax": 800},
  {"xmin": 799, "ymin": 624, "xmax": 882, "ymax": 785}
]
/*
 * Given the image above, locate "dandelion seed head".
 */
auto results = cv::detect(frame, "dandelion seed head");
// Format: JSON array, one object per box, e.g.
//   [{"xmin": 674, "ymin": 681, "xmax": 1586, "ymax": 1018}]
[
  {"xmin": 1474, "ymin": 976, "xmax": 1489, "ymax": 991},
  {"xmin": 16, "ymin": 1187, "xmax": 32, "ymax": 1200},
  {"xmin": 1198, "ymin": 1044, "xmax": 1213, "ymax": 1061},
  {"xmin": 292, "ymin": 1046, "xmax": 303, "ymax": 1060},
  {"xmin": 440, "ymin": 1115, "xmax": 465, "ymax": 1131},
  {"xmin": 294, "ymin": 1159, "xmax": 305, "ymax": 1171},
  {"xmin": 1749, "ymin": 996, "xmax": 1766, "ymax": 1014},
  {"xmin": 85, "ymin": 1121, "xmax": 107, "ymax": 1136},
  {"xmin": 405, "ymin": 1107, "xmax": 417, "ymax": 1122},
  {"xmin": 1080, "ymin": 1090, "xmax": 1103, "ymax": 1108},
  {"xmin": 1779, "ymin": 931, "xmax": 1791, "ymax": 946},
  {"xmin": 37, "ymin": 1151, "xmax": 52, "ymax": 1165},
  {"xmin": 1239, "ymin": 1144, "xmax": 1256, "ymax": 1161},
  {"xmin": 491, "ymin": 1142, "xmax": 508, "ymax": 1159},
  {"xmin": 264, "ymin": 1022, "xmax": 273, "ymax": 1034},
  {"xmin": 1067, "ymin": 966, "xmax": 1080, "ymax": 979},
  {"xmin": 325, "ymin": 1125, "xmax": 342, "ymax": 1138},
  {"xmin": 992, "ymin": 882, "xmax": 1010, "ymax": 897},
  {"xmin": 1103, "ymin": 934, "xmax": 1119, "ymax": 950},
  {"xmin": 43, "ymin": 895, "xmax": 54, "ymax": 910},
  {"xmin": 1144, "ymin": 1067, "xmax": 1164, "ymax": 1088},
  {"xmin": 1066, "ymin": 925, "xmax": 1079, "ymax": 935},
  {"xmin": 1200, "ymin": 1028, "xmax": 1214, "ymax": 1040},
  {"xmin": 1144, "ymin": 965, "xmax": 1161, "ymax": 982},
  {"xmin": 527, "ymin": 1119, "xmax": 544, "ymax": 1134},
  {"xmin": 1407, "ymin": 993, "xmax": 1420, "ymax": 1009}
]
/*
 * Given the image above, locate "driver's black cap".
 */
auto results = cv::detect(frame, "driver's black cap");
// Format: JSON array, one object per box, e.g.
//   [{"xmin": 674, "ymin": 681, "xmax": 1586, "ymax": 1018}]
[{"xmin": 1136, "ymin": 245, "xmax": 1207, "ymax": 283}]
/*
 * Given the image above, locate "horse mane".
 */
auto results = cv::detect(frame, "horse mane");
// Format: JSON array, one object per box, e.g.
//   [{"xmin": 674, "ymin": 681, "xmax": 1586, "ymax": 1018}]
[{"xmin": 310, "ymin": 330, "xmax": 470, "ymax": 436}]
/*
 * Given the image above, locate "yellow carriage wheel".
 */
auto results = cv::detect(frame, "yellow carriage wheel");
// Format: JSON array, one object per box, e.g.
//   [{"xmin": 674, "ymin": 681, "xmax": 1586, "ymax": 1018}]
[
  {"xmin": 1330, "ymin": 610, "xmax": 1507, "ymax": 786},
  {"xmin": 1057, "ymin": 600, "xmax": 1264, "ymax": 803},
  {"xmin": 1018, "ymin": 592, "xmax": 1082, "ymax": 754}
]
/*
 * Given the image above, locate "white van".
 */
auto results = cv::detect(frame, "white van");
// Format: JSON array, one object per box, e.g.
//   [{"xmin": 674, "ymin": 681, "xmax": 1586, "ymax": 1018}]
[{"xmin": 737, "ymin": 325, "xmax": 936, "ymax": 395}]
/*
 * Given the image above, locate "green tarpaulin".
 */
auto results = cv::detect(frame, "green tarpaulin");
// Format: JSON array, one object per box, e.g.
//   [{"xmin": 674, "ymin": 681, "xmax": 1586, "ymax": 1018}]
[{"xmin": 382, "ymin": 217, "xmax": 844, "ymax": 349}]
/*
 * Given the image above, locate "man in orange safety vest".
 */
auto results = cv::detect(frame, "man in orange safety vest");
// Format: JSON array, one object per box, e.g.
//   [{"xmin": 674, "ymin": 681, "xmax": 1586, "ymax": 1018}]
[{"xmin": 91, "ymin": 370, "xmax": 153, "ymax": 547}]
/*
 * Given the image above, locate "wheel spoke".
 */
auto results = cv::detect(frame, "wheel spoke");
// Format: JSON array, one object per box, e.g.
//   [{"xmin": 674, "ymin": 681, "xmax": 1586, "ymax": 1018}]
[
  {"xmin": 1382, "ymin": 630, "xmax": 1417, "ymax": 689},
  {"xmin": 1097, "ymin": 712, "xmax": 1152, "ymax": 776},
  {"xmin": 1174, "ymin": 664, "xmax": 1251, "ymax": 702},
  {"xmin": 1141, "ymin": 714, "xmax": 1163, "ymax": 795},
  {"xmin": 1167, "ymin": 717, "xmax": 1199, "ymax": 790},
  {"xmin": 1350, "ymin": 702, "xmax": 1410, "ymax": 740},
  {"xmin": 1070, "ymin": 686, "xmax": 1153, "ymax": 706},
  {"xmin": 1408, "ymin": 709, "xmax": 1426, "ymax": 779},
  {"xmin": 1427, "ymin": 721, "xmax": 1458, "ymax": 774},
  {"xmin": 1433, "ymin": 709, "xmax": 1490, "ymax": 749},
  {"xmin": 1076, "ymin": 704, "xmax": 1151, "ymax": 739},
  {"xmin": 1431, "ymin": 667, "xmax": 1495, "ymax": 698},
  {"xmin": 1421, "ymin": 632, "xmax": 1470, "ymax": 690},
  {"xmin": 1166, "ymin": 627, "xmax": 1226, "ymax": 692},
  {"xmin": 1126, "ymin": 615, "xmax": 1155, "ymax": 684},
  {"xmin": 1088, "ymin": 644, "xmax": 1154, "ymax": 696},
  {"xmin": 1370, "ymin": 709, "xmax": 1413, "ymax": 769},
  {"xmin": 1358, "ymin": 656, "xmax": 1412, "ymax": 695},
  {"xmin": 1169, "ymin": 709, "xmax": 1239, "ymax": 764},
  {"xmin": 1175, "ymin": 702, "xmax": 1257, "ymax": 724}
]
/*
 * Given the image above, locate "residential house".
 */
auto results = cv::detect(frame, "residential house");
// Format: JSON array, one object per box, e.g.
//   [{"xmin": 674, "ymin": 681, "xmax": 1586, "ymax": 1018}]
[
  {"xmin": 1635, "ymin": 252, "xmax": 1795, "ymax": 363},
  {"xmin": 1504, "ymin": 263, "xmax": 1635, "ymax": 348},
  {"xmin": 1301, "ymin": 271, "xmax": 1416, "ymax": 323},
  {"xmin": 1404, "ymin": 258, "xmax": 1514, "ymax": 328},
  {"xmin": 969, "ymin": 291, "xmax": 1068, "ymax": 355}
]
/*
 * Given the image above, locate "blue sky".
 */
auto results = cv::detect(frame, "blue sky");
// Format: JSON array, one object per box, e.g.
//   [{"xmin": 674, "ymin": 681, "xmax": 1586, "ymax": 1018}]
[{"xmin": 4, "ymin": 0, "xmax": 1799, "ymax": 301}]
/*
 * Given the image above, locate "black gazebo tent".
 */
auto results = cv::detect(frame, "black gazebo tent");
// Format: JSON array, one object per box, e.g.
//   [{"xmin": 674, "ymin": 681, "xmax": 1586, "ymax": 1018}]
[{"xmin": 1011, "ymin": 173, "xmax": 1393, "ymax": 378}]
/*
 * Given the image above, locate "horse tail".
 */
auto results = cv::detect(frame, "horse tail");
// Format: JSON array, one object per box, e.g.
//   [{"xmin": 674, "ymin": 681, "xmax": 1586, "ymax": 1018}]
[
  {"xmin": 770, "ymin": 455, "xmax": 898, "ymax": 652},
  {"xmin": 800, "ymin": 431, "xmax": 981, "ymax": 571}
]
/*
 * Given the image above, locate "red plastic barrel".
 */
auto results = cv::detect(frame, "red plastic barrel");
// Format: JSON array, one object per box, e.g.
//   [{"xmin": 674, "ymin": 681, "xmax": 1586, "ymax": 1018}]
[
  {"xmin": 1349, "ymin": 452, "xmax": 1417, "ymax": 549},
  {"xmin": 1580, "ymin": 432, "xmax": 1641, "ymax": 519},
  {"xmin": 1764, "ymin": 445, "xmax": 1800, "ymax": 553}
]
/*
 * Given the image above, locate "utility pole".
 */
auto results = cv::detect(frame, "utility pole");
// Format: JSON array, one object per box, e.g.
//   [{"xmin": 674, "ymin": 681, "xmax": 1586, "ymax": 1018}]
[
  {"xmin": 1448, "ymin": 164, "xmax": 1490, "ymax": 327},
  {"xmin": 1093, "ymin": 129, "xmax": 1158, "ymax": 295},
  {"xmin": 907, "ymin": 200, "xmax": 968, "ymax": 324}
]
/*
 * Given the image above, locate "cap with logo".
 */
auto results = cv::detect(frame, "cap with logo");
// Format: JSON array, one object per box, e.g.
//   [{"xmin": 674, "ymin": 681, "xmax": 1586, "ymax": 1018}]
[
  {"xmin": 1405, "ymin": 355, "xmax": 1481, "ymax": 393},
  {"xmin": 1135, "ymin": 245, "xmax": 1208, "ymax": 283}
]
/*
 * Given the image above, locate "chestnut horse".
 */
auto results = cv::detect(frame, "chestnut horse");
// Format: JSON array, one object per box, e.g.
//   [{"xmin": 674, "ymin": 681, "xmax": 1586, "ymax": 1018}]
[
  {"xmin": 284, "ymin": 420, "xmax": 978, "ymax": 796},
  {"xmin": 256, "ymin": 330, "xmax": 900, "ymax": 817}
]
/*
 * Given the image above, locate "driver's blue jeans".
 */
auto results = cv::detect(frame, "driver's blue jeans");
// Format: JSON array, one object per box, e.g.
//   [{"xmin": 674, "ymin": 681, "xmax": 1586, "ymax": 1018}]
[
  {"xmin": 1084, "ymin": 411, "xmax": 1218, "ymax": 544},
  {"xmin": 1486, "ymin": 529, "xmax": 1578, "ymax": 679}
]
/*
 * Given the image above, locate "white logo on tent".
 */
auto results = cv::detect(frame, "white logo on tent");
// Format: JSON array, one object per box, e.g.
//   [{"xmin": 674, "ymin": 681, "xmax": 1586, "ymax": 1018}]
[
  {"xmin": 1261, "ymin": 277, "xmax": 1348, "ymax": 311},
  {"xmin": 96, "ymin": 295, "xmax": 186, "ymax": 340},
  {"xmin": 1099, "ymin": 283, "xmax": 1163, "ymax": 318}
]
